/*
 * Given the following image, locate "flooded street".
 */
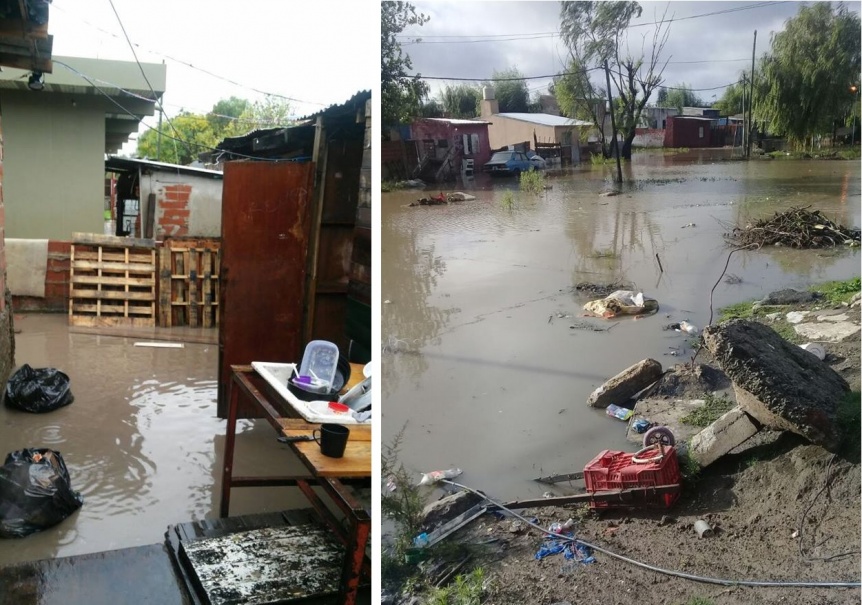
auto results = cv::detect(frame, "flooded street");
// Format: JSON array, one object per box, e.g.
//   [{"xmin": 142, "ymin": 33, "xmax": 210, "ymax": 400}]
[
  {"xmin": 0, "ymin": 315, "xmax": 313, "ymax": 565},
  {"xmin": 382, "ymin": 152, "xmax": 860, "ymax": 501}
]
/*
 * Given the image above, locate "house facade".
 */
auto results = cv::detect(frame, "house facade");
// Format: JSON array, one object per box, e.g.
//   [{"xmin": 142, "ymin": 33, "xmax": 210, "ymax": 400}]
[
  {"xmin": 411, "ymin": 117, "xmax": 492, "ymax": 174},
  {"xmin": 0, "ymin": 56, "xmax": 164, "ymax": 240}
]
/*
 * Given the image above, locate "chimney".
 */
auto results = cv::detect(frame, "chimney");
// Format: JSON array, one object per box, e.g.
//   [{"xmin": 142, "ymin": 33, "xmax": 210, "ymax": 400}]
[{"xmin": 480, "ymin": 86, "xmax": 499, "ymax": 118}]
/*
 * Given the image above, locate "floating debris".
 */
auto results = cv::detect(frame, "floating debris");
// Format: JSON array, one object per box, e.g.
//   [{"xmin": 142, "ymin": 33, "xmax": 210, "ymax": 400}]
[{"xmin": 727, "ymin": 206, "xmax": 861, "ymax": 248}]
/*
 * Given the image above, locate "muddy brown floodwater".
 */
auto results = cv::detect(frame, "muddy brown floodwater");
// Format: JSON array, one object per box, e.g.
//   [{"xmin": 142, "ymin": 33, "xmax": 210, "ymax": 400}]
[
  {"xmin": 0, "ymin": 314, "xmax": 314, "ymax": 565},
  {"xmin": 381, "ymin": 151, "xmax": 860, "ymax": 504}
]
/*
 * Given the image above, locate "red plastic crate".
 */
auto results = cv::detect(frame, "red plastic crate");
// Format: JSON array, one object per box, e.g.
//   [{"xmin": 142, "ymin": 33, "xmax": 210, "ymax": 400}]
[{"xmin": 583, "ymin": 448, "xmax": 680, "ymax": 509}]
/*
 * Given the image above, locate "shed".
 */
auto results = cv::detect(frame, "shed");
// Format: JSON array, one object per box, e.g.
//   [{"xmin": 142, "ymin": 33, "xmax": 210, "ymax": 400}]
[
  {"xmin": 410, "ymin": 117, "xmax": 492, "ymax": 180},
  {"xmin": 664, "ymin": 116, "xmax": 716, "ymax": 148},
  {"xmin": 105, "ymin": 157, "xmax": 223, "ymax": 240}
]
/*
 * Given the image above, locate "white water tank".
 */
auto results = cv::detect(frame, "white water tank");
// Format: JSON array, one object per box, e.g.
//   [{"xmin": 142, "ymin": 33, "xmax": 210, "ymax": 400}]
[{"xmin": 482, "ymin": 86, "xmax": 495, "ymax": 101}]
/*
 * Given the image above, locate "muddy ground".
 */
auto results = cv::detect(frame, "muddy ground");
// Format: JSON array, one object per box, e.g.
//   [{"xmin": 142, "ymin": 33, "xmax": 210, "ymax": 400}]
[{"xmin": 406, "ymin": 296, "xmax": 861, "ymax": 605}]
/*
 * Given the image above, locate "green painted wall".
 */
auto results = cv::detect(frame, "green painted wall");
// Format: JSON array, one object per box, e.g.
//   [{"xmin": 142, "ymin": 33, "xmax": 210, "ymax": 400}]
[{"xmin": 1, "ymin": 91, "xmax": 105, "ymax": 239}]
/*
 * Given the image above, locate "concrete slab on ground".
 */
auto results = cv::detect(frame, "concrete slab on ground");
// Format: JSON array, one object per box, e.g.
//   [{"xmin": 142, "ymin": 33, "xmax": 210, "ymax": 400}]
[
  {"xmin": 794, "ymin": 321, "xmax": 861, "ymax": 342},
  {"xmin": 689, "ymin": 407, "xmax": 760, "ymax": 468}
]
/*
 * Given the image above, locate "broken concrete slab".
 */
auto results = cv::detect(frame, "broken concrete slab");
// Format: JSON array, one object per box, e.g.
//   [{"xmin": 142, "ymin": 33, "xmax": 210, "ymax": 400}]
[
  {"xmin": 689, "ymin": 407, "xmax": 760, "ymax": 468},
  {"xmin": 625, "ymin": 398, "xmax": 711, "ymax": 445},
  {"xmin": 786, "ymin": 311, "xmax": 810, "ymax": 324},
  {"xmin": 794, "ymin": 321, "xmax": 861, "ymax": 343},
  {"xmin": 703, "ymin": 320, "xmax": 849, "ymax": 450},
  {"xmin": 587, "ymin": 358, "xmax": 663, "ymax": 408}
]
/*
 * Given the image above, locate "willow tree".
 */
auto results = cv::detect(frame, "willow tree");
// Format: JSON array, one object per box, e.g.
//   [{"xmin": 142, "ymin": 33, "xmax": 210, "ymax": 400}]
[
  {"xmin": 439, "ymin": 84, "xmax": 481, "ymax": 118},
  {"xmin": 758, "ymin": 2, "xmax": 861, "ymax": 149},
  {"xmin": 559, "ymin": 1, "xmax": 671, "ymax": 159}
]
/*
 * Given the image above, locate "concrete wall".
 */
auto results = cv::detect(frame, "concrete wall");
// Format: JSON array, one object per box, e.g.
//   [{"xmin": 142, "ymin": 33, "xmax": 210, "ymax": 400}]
[
  {"xmin": 633, "ymin": 128, "xmax": 666, "ymax": 148},
  {"xmin": 487, "ymin": 117, "xmax": 580, "ymax": 156},
  {"xmin": 139, "ymin": 172, "xmax": 223, "ymax": 239},
  {"xmin": 0, "ymin": 91, "xmax": 105, "ymax": 239},
  {"xmin": 12, "ymin": 240, "xmax": 70, "ymax": 312}
]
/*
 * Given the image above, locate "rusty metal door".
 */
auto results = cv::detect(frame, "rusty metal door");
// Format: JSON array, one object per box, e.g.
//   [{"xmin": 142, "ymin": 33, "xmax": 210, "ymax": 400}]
[{"xmin": 217, "ymin": 161, "xmax": 314, "ymax": 418}]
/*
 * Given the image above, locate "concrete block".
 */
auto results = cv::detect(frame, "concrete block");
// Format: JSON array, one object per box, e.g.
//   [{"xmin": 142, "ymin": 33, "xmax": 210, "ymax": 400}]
[
  {"xmin": 689, "ymin": 407, "xmax": 760, "ymax": 468},
  {"xmin": 587, "ymin": 358, "xmax": 662, "ymax": 408}
]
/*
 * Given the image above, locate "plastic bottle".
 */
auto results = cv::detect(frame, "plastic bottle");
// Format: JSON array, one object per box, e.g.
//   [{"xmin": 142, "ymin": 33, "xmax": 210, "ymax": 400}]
[
  {"xmin": 679, "ymin": 320, "xmax": 699, "ymax": 335},
  {"xmin": 418, "ymin": 468, "xmax": 462, "ymax": 486},
  {"xmin": 606, "ymin": 404, "xmax": 633, "ymax": 421}
]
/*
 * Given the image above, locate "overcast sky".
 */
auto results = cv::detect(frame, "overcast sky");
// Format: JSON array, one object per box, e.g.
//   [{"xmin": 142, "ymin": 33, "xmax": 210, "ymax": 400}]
[
  {"xmin": 48, "ymin": 0, "xmax": 377, "ymax": 154},
  {"xmin": 400, "ymin": 1, "xmax": 860, "ymax": 106}
]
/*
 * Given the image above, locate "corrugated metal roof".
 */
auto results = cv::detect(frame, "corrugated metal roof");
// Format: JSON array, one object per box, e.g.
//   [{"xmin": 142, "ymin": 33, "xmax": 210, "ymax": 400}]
[
  {"xmin": 106, "ymin": 156, "xmax": 223, "ymax": 178},
  {"xmin": 421, "ymin": 118, "xmax": 491, "ymax": 126},
  {"xmin": 495, "ymin": 113, "xmax": 592, "ymax": 127}
]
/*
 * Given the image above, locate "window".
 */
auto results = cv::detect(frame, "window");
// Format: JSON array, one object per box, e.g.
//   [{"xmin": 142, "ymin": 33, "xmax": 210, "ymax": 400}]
[
  {"xmin": 462, "ymin": 133, "xmax": 480, "ymax": 156},
  {"xmin": 437, "ymin": 139, "xmax": 449, "ymax": 148},
  {"xmin": 698, "ymin": 127, "xmax": 704, "ymax": 139}
]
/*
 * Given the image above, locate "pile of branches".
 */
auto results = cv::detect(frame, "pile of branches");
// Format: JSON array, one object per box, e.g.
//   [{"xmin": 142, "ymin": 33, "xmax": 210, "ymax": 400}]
[{"xmin": 728, "ymin": 206, "xmax": 861, "ymax": 249}]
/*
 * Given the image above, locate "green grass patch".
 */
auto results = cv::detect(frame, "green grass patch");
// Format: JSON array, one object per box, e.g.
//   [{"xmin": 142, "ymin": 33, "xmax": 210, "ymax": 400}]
[
  {"xmin": 680, "ymin": 393, "xmax": 734, "ymax": 427},
  {"xmin": 381, "ymin": 180, "xmax": 406, "ymax": 193},
  {"xmin": 810, "ymin": 277, "xmax": 861, "ymax": 305},
  {"xmin": 426, "ymin": 568, "xmax": 485, "ymax": 605},
  {"xmin": 590, "ymin": 153, "xmax": 614, "ymax": 165},
  {"xmin": 519, "ymin": 169, "xmax": 545, "ymax": 195},
  {"xmin": 500, "ymin": 191, "xmax": 516, "ymax": 210},
  {"xmin": 678, "ymin": 445, "xmax": 701, "ymax": 483},
  {"xmin": 718, "ymin": 300, "xmax": 757, "ymax": 321}
]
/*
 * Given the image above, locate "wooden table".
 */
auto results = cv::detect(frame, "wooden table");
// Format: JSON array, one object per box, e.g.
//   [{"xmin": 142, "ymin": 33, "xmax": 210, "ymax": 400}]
[{"xmin": 220, "ymin": 364, "xmax": 370, "ymax": 605}]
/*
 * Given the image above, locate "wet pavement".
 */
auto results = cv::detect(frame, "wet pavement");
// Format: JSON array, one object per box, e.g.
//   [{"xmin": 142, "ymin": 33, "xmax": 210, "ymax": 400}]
[
  {"xmin": 381, "ymin": 151, "xmax": 860, "ymax": 502},
  {"xmin": 0, "ymin": 314, "xmax": 313, "ymax": 565}
]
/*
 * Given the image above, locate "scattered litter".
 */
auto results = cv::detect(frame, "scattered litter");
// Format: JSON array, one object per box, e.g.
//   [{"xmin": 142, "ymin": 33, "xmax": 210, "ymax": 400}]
[
  {"xmin": 6, "ymin": 365, "xmax": 74, "ymax": 414},
  {"xmin": 549, "ymin": 519, "xmax": 575, "ymax": 534},
  {"xmin": 681, "ymin": 223, "xmax": 696, "ymax": 228},
  {"xmin": 584, "ymin": 290, "xmax": 659, "ymax": 318},
  {"xmin": 133, "ymin": 342, "xmax": 184, "ymax": 348},
  {"xmin": 535, "ymin": 534, "xmax": 595, "ymax": 563},
  {"xmin": 791, "ymin": 529, "xmax": 799, "ymax": 539},
  {"xmin": 542, "ymin": 491, "xmax": 555, "ymax": 499},
  {"xmin": 0, "ymin": 448, "xmax": 84, "ymax": 537},
  {"xmin": 605, "ymin": 404, "xmax": 633, "ymax": 421},
  {"xmin": 413, "ymin": 532, "xmax": 430, "ymax": 547},
  {"xmin": 799, "ymin": 342, "xmax": 826, "ymax": 360},
  {"xmin": 418, "ymin": 468, "xmax": 462, "ymax": 486},
  {"xmin": 447, "ymin": 191, "xmax": 477, "ymax": 202},
  {"xmin": 694, "ymin": 519, "xmax": 713, "ymax": 538},
  {"xmin": 724, "ymin": 273, "xmax": 742, "ymax": 284},
  {"xmin": 384, "ymin": 299, "xmax": 392, "ymax": 304},
  {"xmin": 631, "ymin": 419, "xmax": 652, "ymax": 434},
  {"xmin": 385, "ymin": 475, "xmax": 397, "ymax": 492}
]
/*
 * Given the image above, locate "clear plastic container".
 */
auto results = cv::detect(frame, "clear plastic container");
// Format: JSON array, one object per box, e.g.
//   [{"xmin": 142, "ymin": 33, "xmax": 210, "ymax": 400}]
[{"xmin": 298, "ymin": 340, "xmax": 339, "ymax": 391}]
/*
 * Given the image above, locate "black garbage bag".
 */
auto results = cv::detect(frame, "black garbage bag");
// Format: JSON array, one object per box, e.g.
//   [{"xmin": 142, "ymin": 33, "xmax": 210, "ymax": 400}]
[
  {"xmin": 0, "ymin": 448, "xmax": 84, "ymax": 538},
  {"xmin": 5, "ymin": 364, "xmax": 74, "ymax": 413}
]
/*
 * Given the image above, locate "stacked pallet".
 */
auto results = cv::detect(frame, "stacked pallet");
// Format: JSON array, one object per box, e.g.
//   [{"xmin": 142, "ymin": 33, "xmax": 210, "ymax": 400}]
[
  {"xmin": 68, "ymin": 233, "xmax": 156, "ymax": 327},
  {"xmin": 158, "ymin": 238, "xmax": 220, "ymax": 328}
]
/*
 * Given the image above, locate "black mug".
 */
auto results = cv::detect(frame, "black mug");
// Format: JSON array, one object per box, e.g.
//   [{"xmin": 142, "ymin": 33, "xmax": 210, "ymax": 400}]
[{"xmin": 313, "ymin": 424, "xmax": 350, "ymax": 458}]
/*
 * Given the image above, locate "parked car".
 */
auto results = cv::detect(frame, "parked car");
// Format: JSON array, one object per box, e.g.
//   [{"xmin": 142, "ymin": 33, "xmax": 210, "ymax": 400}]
[
  {"xmin": 527, "ymin": 152, "xmax": 547, "ymax": 170},
  {"xmin": 483, "ymin": 151, "xmax": 533, "ymax": 176}
]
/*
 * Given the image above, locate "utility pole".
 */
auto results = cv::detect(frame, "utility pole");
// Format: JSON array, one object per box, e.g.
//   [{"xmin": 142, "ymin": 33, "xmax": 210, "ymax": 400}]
[
  {"xmin": 604, "ymin": 61, "xmax": 623, "ymax": 184},
  {"xmin": 747, "ymin": 30, "xmax": 757, "ymax": 158},
  {"xmin": 741, "ymin": 74, "xmax": 747, "ymax": 156},
  {"xmin": 156, "ymin": 100, "xmax": 163, "ymax": 161}
]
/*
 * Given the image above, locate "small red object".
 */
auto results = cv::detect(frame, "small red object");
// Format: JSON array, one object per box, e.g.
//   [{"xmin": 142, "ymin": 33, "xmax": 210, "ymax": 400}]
[
  {"xmin": 583, "ymin": 447, "xmax": 680, "ymax": 510},
  {"xmin": 328, "ymin": 402, "xmax": 349, "ymax": 413}
]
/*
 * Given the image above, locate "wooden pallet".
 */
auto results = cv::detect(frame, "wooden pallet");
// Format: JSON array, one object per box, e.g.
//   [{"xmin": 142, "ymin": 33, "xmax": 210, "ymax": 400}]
[
  {"xmin": 69, "ymin": 233, "xmax": 157, "ymax": 327},
  {"xmin": 158, "ymin": 239, "xmax": 220, "ymax": 328}
]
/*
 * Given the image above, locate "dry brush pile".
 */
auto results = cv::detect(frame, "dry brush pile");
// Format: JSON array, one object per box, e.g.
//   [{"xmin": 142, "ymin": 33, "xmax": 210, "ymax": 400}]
[{"xmin": 728, "ymin": 206, "xmax": 861, "ymax": 249}]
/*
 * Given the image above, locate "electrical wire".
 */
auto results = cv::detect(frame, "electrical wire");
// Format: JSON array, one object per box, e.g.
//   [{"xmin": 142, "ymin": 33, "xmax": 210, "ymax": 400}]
[
  {"xmin": 439, "ymin": 479, "xmax": 861, "ymax": 589},
  {"xmin": 398, "ymin": 1, "xmax": 789, "ymax": 42},
  {"xmin": 51, "ymin": 3, "xmax": 327, "ymax": 107}
]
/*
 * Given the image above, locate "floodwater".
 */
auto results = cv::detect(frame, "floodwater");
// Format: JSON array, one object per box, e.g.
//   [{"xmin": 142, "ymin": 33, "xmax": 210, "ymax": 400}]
[
  {"xmin": 381, "ymin": 151, "xmax": 860, "ymax": 501},
  {"xmin": 0, "ymin": 315, "xmax": 314, "ymax": 565}
]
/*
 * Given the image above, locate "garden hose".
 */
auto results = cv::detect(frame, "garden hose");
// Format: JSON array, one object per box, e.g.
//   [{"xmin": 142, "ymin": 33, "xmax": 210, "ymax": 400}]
[{"xmin": 441, "ymin": 479, "xmax": 861, "ymax": 589}]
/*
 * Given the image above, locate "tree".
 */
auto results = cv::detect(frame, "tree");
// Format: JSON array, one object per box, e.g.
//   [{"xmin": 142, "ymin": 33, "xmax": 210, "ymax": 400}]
[
  {"xmin": 438, "ymin": 84, "xmax": 480, "ymax": 118},
  {"xmin": 207, "ymin": 96, "xmax": 250, "ymax": 137},
  {"xmin": 418, "ymin": 98, "xmax": 443, "ymax": 118},
  {"xmin": 559, "ymin": 1, "xmax": 671, "ymax": 159},
  {"xmin": 137, "ymin": 112, "xmax": 218, "ymax": 165},
  {"xmin": 656, "ymin": 87, "xmax": 668, "ymax": 106},
  {"xmin": 483, "ymin": 67, "xmax": 529, "ymax": 113},
  {"xmin": 758, "ymin": 2, "xmax": 861, "ymax": 149},
  {"xmin": 555, "ymin": 58, "xmax": 608, "ymax": 146},
  {"xmin": 664, "ymin": 83, "xmax": 703, "ymax": 111},
  {"xmin": 382, "ymin": 2, "xmax": 430, "ymax": 128},
  {"xmin": 713, "ymin": 79, "xmax": 747, "ymax": 116}
]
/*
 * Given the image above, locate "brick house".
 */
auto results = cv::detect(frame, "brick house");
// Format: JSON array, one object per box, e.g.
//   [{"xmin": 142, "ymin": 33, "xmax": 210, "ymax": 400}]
[{"xmin": 411, "ymin": 117, "xmax": 492, "ymax": 179}]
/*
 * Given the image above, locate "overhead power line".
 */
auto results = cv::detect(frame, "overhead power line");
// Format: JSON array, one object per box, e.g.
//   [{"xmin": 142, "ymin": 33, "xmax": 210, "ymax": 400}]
[
  {"xmin": 398, "ymin": 1, "xmax": 788, "ymax": 43},
  {"xmin": 52, "ymin": 3, "xmax": 327, "ymax": 107}
]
